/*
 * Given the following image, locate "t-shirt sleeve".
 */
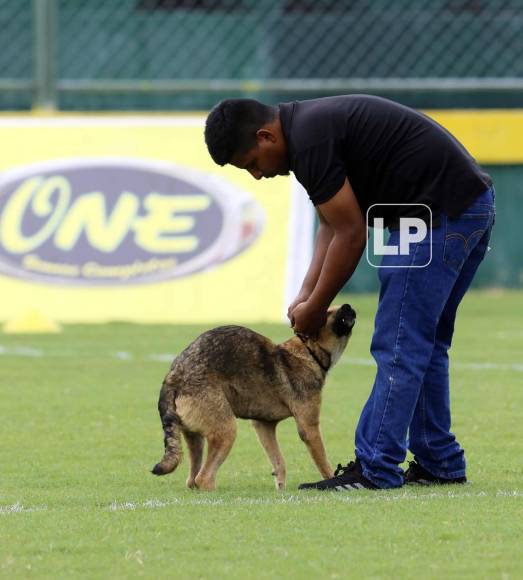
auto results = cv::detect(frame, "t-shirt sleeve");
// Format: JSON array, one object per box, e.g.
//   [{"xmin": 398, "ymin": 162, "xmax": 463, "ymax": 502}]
[{"xmin": 293, "ymin": 140, "xmax": 346, "ymax": 205}]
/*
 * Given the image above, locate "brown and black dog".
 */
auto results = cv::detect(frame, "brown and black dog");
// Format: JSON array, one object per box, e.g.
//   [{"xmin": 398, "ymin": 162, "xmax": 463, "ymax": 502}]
[{"xmin": 152, "ymin": 304, "xmax": 356, "ymax": 490}]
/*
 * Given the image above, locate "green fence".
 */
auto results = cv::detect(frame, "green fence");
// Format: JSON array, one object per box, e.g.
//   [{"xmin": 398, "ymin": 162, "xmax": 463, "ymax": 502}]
[
  {"xmin": 1, "ymin": 0, "xmax": 523, "ymax": 110},
  {"xmin": 0, "ymin": 1, "xmax": 521, "ymax": 289}
]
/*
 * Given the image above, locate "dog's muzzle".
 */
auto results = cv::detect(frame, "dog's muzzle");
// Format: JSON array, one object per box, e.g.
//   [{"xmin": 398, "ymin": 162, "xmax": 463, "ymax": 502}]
[{"xmin": 333, "ymin": 304, "xmax": 356, "ymax": 337}]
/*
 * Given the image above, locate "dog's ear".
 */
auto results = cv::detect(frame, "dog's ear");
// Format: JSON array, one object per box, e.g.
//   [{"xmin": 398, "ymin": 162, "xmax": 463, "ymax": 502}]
[{"xmin": 332, "ymin": 304, "xmax": 356, "ymax": 337}]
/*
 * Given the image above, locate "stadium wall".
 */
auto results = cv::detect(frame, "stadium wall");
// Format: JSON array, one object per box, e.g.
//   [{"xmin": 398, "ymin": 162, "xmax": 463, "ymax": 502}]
[{"xmin": 0, "ymin": 109, "xmax": 520, "ymax": 325}]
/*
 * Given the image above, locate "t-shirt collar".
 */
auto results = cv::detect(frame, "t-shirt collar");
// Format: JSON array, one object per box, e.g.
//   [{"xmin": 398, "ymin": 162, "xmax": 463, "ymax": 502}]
[{"xmin": 278, "ymin": 101, "xmax": 296, "ymax": 170}]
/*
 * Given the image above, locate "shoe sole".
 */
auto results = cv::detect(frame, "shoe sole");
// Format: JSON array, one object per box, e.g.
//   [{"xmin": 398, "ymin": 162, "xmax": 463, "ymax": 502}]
[{"xmin": 299, "ymin": 483, "xmax": 376, "ymax": 491}]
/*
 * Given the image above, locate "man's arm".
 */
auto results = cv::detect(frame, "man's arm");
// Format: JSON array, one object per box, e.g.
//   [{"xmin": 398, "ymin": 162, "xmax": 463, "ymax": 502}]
[
  {"xmin": 287, "ymin": 211, "xmax": 334, "ymax": 318},
  {"xmin": 291, "ymin": 178, "xmax": 366, "ymax": 335}
]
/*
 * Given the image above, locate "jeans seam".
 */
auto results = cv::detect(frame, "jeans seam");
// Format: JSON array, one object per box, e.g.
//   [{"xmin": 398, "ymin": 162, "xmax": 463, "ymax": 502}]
[
  {"xmin": 444, "ymin": 229, "xmax": 487, "ymax": 251},
  {"xmin": 443, "ymin": 207, "xmax": 494, "ymax": 270},
  {"xmin": 465, "ymin": 229, "xmax": 488, "ymax": 248},
  {"xmin": 420, "ymin": 389, "xmax": 434, "ymax": 460},
  {"xmin": 459, "ymin": 212, "xmax": 492, "ymax": 218},
  {"xmin": 445, "ymin": 232, "xmax": 467, "ymax": 244},
  {"xmin": 369, "ymin": 242, "xmax": 420, "ymax": 467}
]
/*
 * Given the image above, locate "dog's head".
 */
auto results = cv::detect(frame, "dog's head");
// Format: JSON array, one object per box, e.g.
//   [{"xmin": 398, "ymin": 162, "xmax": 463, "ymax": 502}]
[
  {"xmin": 305, "ymin": 304, "xmax": 356, "ymax": 368},
  {"xmin": 329, "ymin": 303, "xmax": 356, "ymax": 338}
]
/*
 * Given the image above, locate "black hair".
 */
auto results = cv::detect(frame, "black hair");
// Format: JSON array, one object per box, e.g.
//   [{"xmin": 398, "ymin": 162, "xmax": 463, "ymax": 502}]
[{"xmin": 204, "ymin": 99, "xmax": 277, "ymax": 166}]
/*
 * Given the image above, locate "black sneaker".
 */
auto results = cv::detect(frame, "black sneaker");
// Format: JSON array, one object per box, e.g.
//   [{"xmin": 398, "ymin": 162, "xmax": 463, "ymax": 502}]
[
  {"xmin": 298, "ymin": 460, "xmax": 378, "ymax": 491},
  {"xmin": 404, "ymin": 460, "xmax": 467, "ymax": 485}
]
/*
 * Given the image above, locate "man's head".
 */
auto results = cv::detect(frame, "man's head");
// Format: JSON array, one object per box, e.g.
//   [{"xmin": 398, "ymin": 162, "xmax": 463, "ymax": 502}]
[{"xmin": 204, "ymin": 99, "xmax": 290, "ymax": 180}]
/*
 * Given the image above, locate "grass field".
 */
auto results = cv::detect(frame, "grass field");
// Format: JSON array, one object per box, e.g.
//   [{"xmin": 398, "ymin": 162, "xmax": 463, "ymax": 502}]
[{"xmin": 1, "ymin": 289, "xmax": 522, "ymax": 579}]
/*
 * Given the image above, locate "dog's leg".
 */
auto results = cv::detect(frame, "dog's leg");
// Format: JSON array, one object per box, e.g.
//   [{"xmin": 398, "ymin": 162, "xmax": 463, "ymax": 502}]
[
  {"xmin": 194, "ymin": 420, "xmax": 237, "ymax": 491},
  {"xmin": 252, "ymin": 420, "xmax": 286, "ymax": 490},
  {"xmin": 183, "ymin": 431, "xmax": 204, "ymax": 489},
  {"xmin": 293, "ymin": 399, "xmax": 334, "ymax": 479}
]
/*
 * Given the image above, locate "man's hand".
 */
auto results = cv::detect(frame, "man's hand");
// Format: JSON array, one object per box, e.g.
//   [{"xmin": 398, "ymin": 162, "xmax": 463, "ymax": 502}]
[
  {"xmin": 290, "ymin": 300, "xmax": 327, "ymax": 338},
  {"xmin": 287, "ymin": 290, "xmax": 312, "ymax": 322}
]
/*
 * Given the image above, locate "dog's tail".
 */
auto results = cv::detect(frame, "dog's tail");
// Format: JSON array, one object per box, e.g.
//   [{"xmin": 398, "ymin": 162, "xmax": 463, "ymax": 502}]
[{"xmin": 151, "ymin": 382, "xmax": 183, "ymax": 476}]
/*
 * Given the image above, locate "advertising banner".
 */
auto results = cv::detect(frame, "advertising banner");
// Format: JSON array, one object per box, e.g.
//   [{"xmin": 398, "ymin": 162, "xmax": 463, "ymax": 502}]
[
  {"xmin": 1, "ymin": 110, "xmax": 520, "ymax": 325},
  {"xmin": 0, "ymin": 116, "xmax": 312, "ymax": 324}
]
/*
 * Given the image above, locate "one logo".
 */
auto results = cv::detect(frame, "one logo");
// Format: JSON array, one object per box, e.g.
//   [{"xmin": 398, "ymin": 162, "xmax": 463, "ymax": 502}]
[
  {"xmin": 0, "ymin": 158, "xmax": 264, "ymax": 285},
  {"xmin": 366, "ymin": 203, "xmax": 432, "ymax": 268}
]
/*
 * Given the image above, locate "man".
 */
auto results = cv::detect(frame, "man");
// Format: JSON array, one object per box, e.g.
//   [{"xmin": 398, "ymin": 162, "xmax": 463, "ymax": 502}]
[{"xmin": 204, "ymin": 95, "xmax": 495, "ymax": 491}]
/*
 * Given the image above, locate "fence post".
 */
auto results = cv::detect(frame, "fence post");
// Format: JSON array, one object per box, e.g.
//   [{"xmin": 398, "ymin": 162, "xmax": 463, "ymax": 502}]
[{"xmin": 33, "ymin": 0, "xmax": 57, "ymax": 110}]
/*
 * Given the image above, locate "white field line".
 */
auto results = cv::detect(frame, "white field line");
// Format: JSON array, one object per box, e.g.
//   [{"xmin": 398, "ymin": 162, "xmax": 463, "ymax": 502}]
[
  {"xmin": 2, "ymin": 490, "xmax": 521, "ymax": 516},
  {"xmin": 0, "ymin": 345, "xmax": 43, "ymax": 357},
  {"xmin": 147, "ymin": 353, "xmax": 176, "ymax": 363},
  {"xmin": 106, "ymin": 489, "xmax": 523, "ymax": 511},
  {"xmin": 0, "ymin": 502, "xmax": 47, "ymax": 515},
  {"xmin": 341, "ymin": 357, "xmax": 375, "ymax": 367},
  {"xmin": 0, "ymin": 345, "xmax": 521, "ymax": 372},
  {"xmin": 340, "ymin": 357, "xmax": 523, "ymax": 373},
  {"xmin": 495, "ymin": 330, "xmax": 523, "ymax": 339}
]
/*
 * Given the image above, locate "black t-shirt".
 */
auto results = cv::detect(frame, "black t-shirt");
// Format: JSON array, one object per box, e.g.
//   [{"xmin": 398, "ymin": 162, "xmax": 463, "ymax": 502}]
[{"xmin": 279, "ymin": 95, "xmax": 492, "ymax": 228}]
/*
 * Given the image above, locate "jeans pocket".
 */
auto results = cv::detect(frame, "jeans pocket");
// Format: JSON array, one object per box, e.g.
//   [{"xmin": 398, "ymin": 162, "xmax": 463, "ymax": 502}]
[{"xmin": 443, "ymin": 211, "xmax": 493, "ymax": 272}]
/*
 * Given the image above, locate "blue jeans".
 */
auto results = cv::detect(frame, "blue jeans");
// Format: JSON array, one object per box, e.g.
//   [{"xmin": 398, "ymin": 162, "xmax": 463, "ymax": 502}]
[{"xmin": 355, "ymin": 188, "xmax": 496, "ymax": 488}]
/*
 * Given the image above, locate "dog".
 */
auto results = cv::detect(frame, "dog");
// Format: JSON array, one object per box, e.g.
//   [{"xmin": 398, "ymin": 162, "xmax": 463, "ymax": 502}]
[{"xmin": 151, "ymin": 304, "xmax": 356, "ymax": 490}]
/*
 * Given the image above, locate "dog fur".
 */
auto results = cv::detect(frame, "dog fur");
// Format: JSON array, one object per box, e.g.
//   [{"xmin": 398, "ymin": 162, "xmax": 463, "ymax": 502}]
[{"xmin": 152, "ymin": 304, "xmax": 356, "ymax": 490}]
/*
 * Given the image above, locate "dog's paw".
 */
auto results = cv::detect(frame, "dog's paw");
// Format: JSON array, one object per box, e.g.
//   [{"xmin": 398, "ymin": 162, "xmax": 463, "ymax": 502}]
[
  {"xmin": 151, "ymin": 463, "xmax": 166, "ymax": 476},
  {"xmin": 194, "ymin": 475, "xmax": 216, "ymax": 491},
  {"xmin": 272, "ymin": 471, "xmax": 286, "ymax": 490}
]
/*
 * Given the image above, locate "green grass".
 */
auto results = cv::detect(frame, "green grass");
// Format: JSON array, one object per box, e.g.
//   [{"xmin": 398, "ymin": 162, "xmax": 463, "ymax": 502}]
[{"xmin": 1, "ymin": 289, "xmax": 522, "ymax": 579}]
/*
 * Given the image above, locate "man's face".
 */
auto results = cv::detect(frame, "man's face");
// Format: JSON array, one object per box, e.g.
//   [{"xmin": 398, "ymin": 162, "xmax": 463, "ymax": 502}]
[{"xmin": 230, "ymin": 129, "xmax": 290, "ymax": 180}]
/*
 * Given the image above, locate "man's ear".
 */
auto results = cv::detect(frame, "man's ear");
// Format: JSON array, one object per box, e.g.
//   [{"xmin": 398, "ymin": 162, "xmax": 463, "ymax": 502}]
[{"xmin": 256, "ymin": 128, "xmax": 277, "ymax": 143}]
